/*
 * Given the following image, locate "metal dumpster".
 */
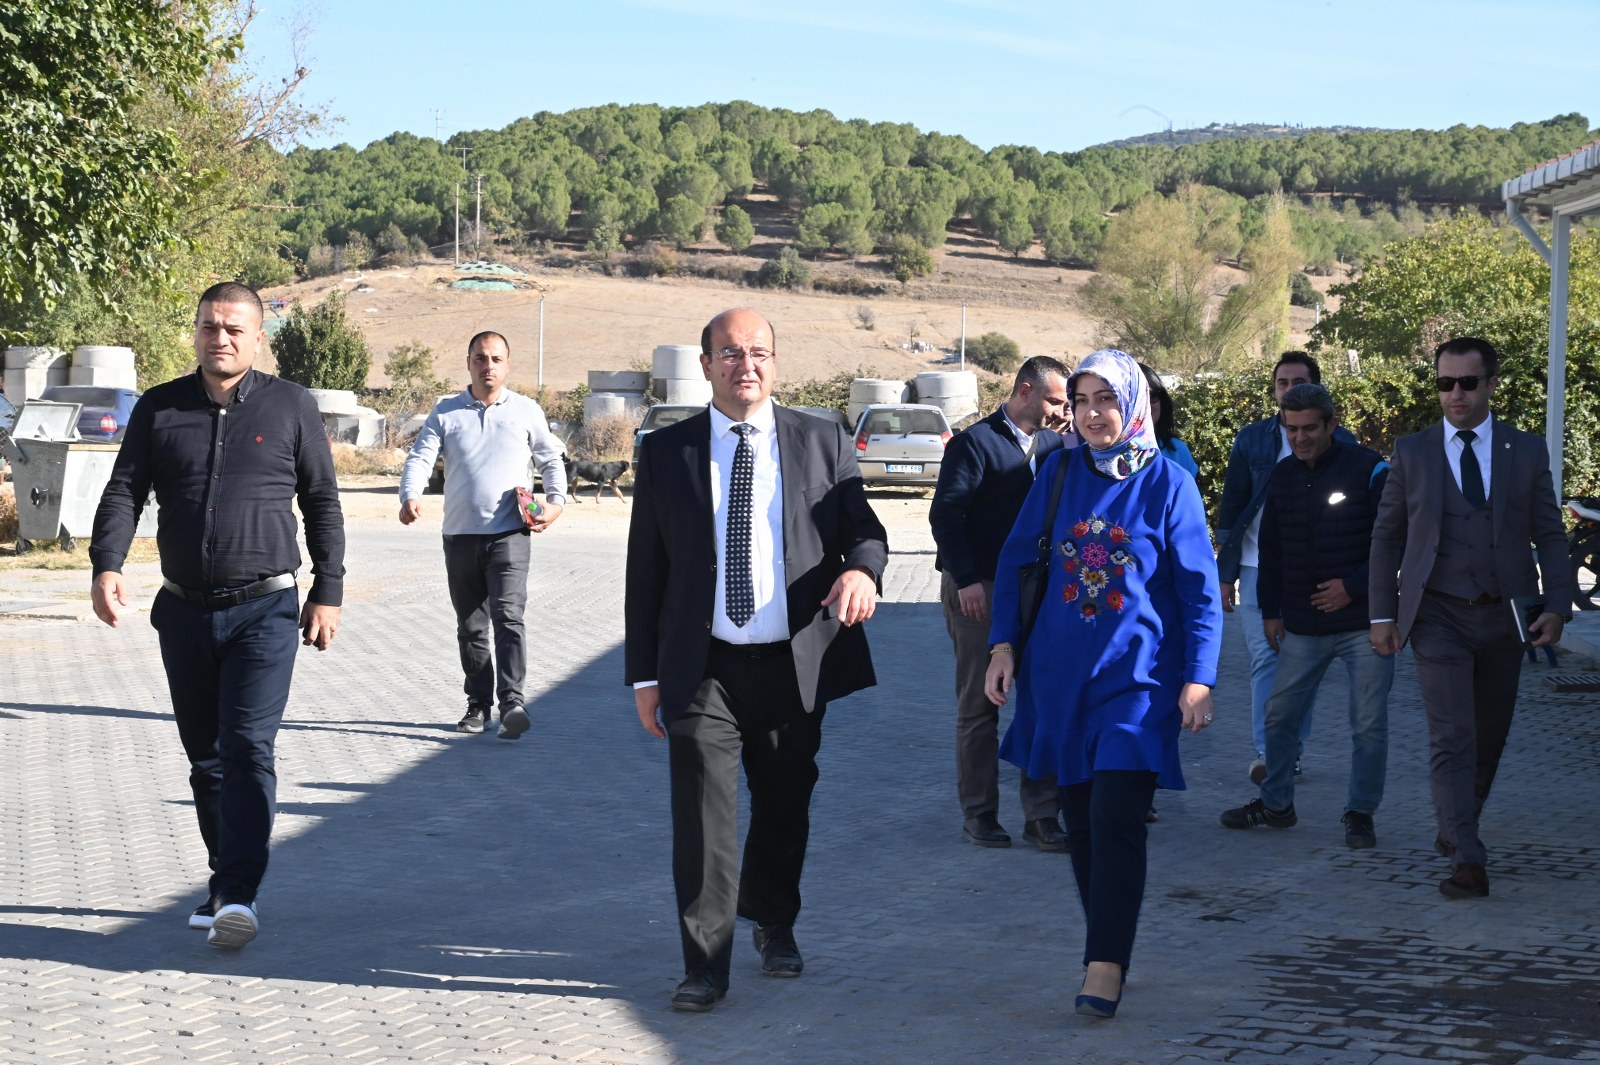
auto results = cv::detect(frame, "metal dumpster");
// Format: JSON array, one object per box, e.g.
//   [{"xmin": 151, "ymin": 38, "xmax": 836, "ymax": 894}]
[{"xmin": 0, "ymin": 400, "xmax": 154, "ymax": 552}]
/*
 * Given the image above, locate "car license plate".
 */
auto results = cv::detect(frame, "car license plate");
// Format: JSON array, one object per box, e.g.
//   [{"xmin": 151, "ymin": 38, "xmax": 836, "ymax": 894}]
[{"xmin": 885, "ymin": 463, "xmax": 924, "ymax": 474}]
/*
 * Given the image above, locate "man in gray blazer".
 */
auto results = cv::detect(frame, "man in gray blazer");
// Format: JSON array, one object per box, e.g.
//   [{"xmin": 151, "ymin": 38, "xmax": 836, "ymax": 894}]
[
  {"xmin": 1369, "ymin": 336, "xmax": 1572, "ymax": 900},
  {"xmin": 626, "ymin": 307, "xmax": 888, "ymax": 1011}
]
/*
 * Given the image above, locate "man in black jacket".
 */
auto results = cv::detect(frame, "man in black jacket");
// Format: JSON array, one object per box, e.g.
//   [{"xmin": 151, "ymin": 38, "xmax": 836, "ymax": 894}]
[
  {"xmin": 1220, "ymin": 384, "xmax": 1393, "ymax": 848},
  {"xmin": 929, "ymin": 356, "xmax": 1069, "ymax": 851},
  {"xmin": 625, "ymin": 307, "xmax": 887, "ymax": 1012}
]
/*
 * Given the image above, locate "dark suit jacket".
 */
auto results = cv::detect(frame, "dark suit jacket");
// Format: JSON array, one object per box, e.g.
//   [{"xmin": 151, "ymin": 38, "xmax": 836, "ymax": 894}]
[
  {"xmin": 1369, "ymin": 419, "xmax": 1573, "ymax": 643},
  {"xmin": 625, "ymin": 405, "xmax": 890, "ymax": 722},
  {"xmin": 928, "ymin": 408, "xmax": 1064, "ymax": 588}
]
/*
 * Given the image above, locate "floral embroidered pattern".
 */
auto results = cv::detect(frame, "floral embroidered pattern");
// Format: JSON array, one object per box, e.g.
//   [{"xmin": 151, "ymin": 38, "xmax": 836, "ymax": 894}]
[{"xmin": 1058, "ymin": 512, "xmax": 1136, "ymax": 621}]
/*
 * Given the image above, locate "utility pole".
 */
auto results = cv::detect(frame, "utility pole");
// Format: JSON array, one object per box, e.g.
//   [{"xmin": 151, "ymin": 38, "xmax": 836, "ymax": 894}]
[
  {"xmin": 537, "ymin": 296, "xmax": 546, "ymax": 389},
  {"xmin": 454, "ymin": 182, "xmax": 460, "ymax": 265},
  {"xmin": 474, "ymin": 173, "xmax": 483, "ymax": 254},
  {"xmin": 960, "ymin": 303, "xmax": 967, "ymax": 371},
  {"xmin": 431, "ymin": 108, "xmax": 444, "ymax": 140}
]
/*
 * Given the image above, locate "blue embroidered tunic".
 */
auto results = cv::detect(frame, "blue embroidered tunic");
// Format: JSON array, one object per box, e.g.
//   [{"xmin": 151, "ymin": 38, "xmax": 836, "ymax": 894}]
[{"xmin": 989, "ymin": 446, "xmax": 1223, "ymax": 790}]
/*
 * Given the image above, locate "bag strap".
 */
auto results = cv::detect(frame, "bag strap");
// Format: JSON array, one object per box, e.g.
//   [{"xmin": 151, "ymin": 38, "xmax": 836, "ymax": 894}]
[{"xmin": 1035, "ymin": 450, "xmax": 1070, "ymax": 560}]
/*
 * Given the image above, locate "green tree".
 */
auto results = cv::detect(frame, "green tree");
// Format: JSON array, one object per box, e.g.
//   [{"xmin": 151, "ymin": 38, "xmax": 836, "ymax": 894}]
[
  {"xmin": 887, "ymin": 234, "xmax": 935, "ymax": 282},
  {"xmin": 272, "ymin": 290, "xmax": 372, "ymax": 391},
  {"xmin": 0, "ymin": 0, "xmax": 221, "ymax": 312},
  {"xmin": 656, "ymin": 194, "xmax": 708, "ymax": 248},
  {"xmin": 966, "ymin": 332, "xmax": 1023, "ymax": 374},
  {"xmin": 757, "ymin": 246, "xmax": 811, "ymax": 290},
  {"xmin": 714, "ymin": 203, "xmax": 756, "ymax": 252}
]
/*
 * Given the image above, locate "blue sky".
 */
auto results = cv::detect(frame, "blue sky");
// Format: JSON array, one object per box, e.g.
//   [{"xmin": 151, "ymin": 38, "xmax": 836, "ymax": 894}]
[{"xmin": 250, "ymin": 0, "xmax": 1600, "ymax": 153}]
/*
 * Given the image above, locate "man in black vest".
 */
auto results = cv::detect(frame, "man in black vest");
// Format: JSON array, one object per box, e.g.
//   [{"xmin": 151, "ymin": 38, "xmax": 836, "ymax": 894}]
[
  {"xmin": 1220, "ymin": 384, "xmax": 1392, "ymax": 847},
  {"xmin": 929, "ymin": 355, "xmax": 1070, "ymax": 850},
  {"xmin": 1369, "ymin": 337, "xmax": 1571, "ymax": 899}
]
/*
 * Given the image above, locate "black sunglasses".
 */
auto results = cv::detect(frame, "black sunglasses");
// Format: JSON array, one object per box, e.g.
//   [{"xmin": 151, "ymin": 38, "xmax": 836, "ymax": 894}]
[{"xmin": 1435, "ymin": 375, "xmax": 1486, "ymax": 392}]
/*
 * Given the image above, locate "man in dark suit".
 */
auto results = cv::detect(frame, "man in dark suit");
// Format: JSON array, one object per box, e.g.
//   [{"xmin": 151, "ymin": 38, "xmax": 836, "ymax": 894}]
[
  {"xmin": 929, "ymin": 355, "xmax": 1070, "ymax": 851},
  {"xmin": 1370, "ymin": 336, "xmax": 1572, "ymax": 900},
  {"xmin": 626, "ymin": 307, "xmax": 889, "ymax": 1012}
]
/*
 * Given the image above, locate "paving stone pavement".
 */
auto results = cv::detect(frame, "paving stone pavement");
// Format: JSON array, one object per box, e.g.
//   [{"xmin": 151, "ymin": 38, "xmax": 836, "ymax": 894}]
[{"xmin": 2, "ymin": 484, "xmax": 1598, "ymax": 1065}]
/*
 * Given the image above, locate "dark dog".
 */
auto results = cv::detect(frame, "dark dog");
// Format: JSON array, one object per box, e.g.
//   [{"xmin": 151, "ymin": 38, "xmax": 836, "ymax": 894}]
[{"xmin": 563, "ymin": 458, "xmax": 630, "ymax": 503}]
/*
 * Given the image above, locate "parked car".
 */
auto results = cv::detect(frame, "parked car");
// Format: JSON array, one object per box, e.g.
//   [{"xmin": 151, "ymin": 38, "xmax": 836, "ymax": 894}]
[
  {"xmin": 852, "ymin": 403, "xmax": 952, "ymax": 487},
  {"xmin": 38, "ymin": 385, "xmax": 142, "ymax": 442},
  {"xmin": 632, "ymin": 403, "xmax": 707, "ymax": 469}
]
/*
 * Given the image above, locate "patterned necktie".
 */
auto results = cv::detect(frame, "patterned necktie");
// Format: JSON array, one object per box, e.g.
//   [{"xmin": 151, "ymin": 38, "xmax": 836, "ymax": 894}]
[
  {"xmin": 725, "ymin": 423, "xmax": 755, "ymax": 627},
  {"xmin": 1457, "ymin": 429, "xmax": 1486, "ymax": 509}
]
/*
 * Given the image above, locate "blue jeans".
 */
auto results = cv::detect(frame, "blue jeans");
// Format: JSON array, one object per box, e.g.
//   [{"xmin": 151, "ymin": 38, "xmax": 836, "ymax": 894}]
[
  {"xmin": 1260, "ymin": 628, "xmax": 1393, "ymax": 815},
  {"xmin": 1239, "ymin": 565, "xmax": 1312, "ymax": 757}
]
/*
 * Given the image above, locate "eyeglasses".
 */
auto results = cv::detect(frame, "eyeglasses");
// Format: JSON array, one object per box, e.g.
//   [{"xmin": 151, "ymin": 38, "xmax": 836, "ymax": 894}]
[
  {"xmin": 1435, "ymin": 375, "xmax": 1485, "ymax": 392},
  {"xmin": 712, "ymin": 346, "xmax": 774, "ymax": 365}
]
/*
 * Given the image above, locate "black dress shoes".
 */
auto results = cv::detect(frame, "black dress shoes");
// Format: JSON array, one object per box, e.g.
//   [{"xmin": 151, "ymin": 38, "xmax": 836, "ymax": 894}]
[
  {"xmin": 963, "ymin": 812, "xmax": 1012, "ymax": 848},
  {"xmin": 1022, "ymin": 818, "xmax": 1069, "ymax": 852},
  {"xmin": 753, "ymin": 924, "xmax": 803, "ymax": 977},
  {"xmin": 1439, "ymin": 862, "xmax": 1489, "ymax": 899},
  {"xmin": 670, "ymin": 970, "xmax": 728, "ymax": 1012}
]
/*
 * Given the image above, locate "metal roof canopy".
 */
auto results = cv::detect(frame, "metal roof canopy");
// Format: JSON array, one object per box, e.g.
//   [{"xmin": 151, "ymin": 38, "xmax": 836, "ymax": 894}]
[{"xmin": 1503, "ymin": 140, "xmax": 1600, "ymax": 501}]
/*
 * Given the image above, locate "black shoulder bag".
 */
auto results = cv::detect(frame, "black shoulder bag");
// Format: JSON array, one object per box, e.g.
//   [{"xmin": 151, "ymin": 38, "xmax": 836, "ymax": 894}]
[{"xmin": 1014, "ymin": 450, "xmax": 1070, "ymax": 659}]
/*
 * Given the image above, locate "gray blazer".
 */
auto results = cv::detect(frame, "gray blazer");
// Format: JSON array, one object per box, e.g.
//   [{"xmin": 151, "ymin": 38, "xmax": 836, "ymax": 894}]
[
  {"xmin": 624, "ymin": 405, "xmax": 889, "ymax": 723},
  {"xmin": 1369, "ymin": 419, "xmax": 1572, "ymax": 643}
]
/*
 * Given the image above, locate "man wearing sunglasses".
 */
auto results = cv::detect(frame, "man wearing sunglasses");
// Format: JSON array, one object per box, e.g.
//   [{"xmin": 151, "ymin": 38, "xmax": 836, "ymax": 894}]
[{"xmin": 1369, "ymin": 336, "xmax": 1572, "ymax": 900}]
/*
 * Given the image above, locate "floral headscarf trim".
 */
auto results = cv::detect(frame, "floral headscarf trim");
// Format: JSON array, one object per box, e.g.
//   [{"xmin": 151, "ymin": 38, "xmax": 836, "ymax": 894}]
[{"xmin": 1068, "ymin": 348, "xmax": 1159, "ymax": 480}]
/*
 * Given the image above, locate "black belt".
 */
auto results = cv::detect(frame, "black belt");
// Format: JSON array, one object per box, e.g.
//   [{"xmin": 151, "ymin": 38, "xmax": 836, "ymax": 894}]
[
  {"xmin": 1424, "ymin": 588, "xmax": 1503, "ymax": 607},
  {"xmin": 710, "ymin": 637, "xmax": 792, "ymax": 659},
  {"xmin": 162, "ymin": 573, "xmax": 296, "ymax": 609}
]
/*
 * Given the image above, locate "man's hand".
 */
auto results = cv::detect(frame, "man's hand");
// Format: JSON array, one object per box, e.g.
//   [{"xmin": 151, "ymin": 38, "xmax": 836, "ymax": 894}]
[
  {"xmin": 984, "ymin": 648, "xmax": 1014, "ymax": 707},
  {"xmin": 1370, "ymin": 621, "xmax": 1402, "ymax": 656},
  {"xmin": 1263, "ymin": 618, "xmax": 1285, "ymax": 653},
  {"xmin": 1529, "ymin": 611, "xmax": 1565, "ymax": 648},
  {"xmin": 635, "ymin": 685, "xmax": 665, "ymax": 739},
  {"xmin": 530, "ymin": 500, "xmax": 564, "ymax": 533},
  {"xmin": 1220, "ymin": 580, "xmax": 1236, "ymax": 613},
  {"xmin": 399, "ymin": 499, "xmax": 422, "ymax": 525},
  {"xmin": 822, "ymin": 567, "xmax": 877, "ymax": 626},
  {"xmin": 91, "ymin": 572, "xmax": 128, "ymax": 627},
  {"xmin": 1311, "ymin": 579, "xmax": 1353, "ymax": 613},
  {"xmin": 301, "ymin": 602, "xmax": 340, "ymax": 650},
  {"xmin": 957, "ymin": 582, "xmax": 988, "ymax": 620},
  {"xmin": 1179, "ymin": 682, "xmax": 1215, "ymax": 733}
]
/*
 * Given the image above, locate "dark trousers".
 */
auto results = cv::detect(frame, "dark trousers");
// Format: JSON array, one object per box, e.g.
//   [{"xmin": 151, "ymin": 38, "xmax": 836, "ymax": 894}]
[
  {"xmin": 1060, "ymin": 770, "xmax": 1158, "ymax": 970},
  {"xmin": 150, "ymin": 586, "xmax": 299, "ymax": 903},
  {"xmin": 442, "ymin": 529, "xmax": 530, "ymax": 712},
  {"xmin": 666, "ymin": 641, "xmax": 823, "ymax": 978},
  {"xmin": 1409, "ymin": 595, "xmax": 1523, "ymax": 868},
  {"xmin": 940, "ymin": 572, "xmax": 1058, "ymax": 821}
]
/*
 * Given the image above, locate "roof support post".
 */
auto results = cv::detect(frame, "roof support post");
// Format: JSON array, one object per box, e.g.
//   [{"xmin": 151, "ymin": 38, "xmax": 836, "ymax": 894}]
[
  {"xmin": 1547, "ymin": 211, "xmax": 1571, "ymax": 501},
  {"xmin": 1505, "ymin": 198, "xmax": 1552, "ymax": 264}
]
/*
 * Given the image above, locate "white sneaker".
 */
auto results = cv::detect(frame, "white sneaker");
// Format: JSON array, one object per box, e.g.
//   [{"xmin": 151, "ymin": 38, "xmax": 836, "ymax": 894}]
[
  {"xmin": 207, "ymin": 902, "xmax": 259, "ymax": 950},
  {"xmin": 189, "ymin": 898, "xmax": 215, "ymax": 931}
]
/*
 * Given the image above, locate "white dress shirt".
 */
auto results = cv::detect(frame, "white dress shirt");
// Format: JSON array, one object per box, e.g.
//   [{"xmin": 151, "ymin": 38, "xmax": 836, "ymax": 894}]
[
  {"xmin": 709, "ymin": 401, "xmax": 788, "ymax": 644},
  {"xmin": 1000, "ymin": 408, "xmax": 1036, "ymax": 473},
  {"xmin": 1444, "ymin": 412, "xmax": 1493, "ymax": 500},
  {"xmin": 1240, "ymin": 426, "xmax": 1292, "ymax": 570}
]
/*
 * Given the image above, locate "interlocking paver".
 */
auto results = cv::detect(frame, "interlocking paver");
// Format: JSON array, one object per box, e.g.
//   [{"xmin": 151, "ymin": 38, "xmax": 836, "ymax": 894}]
[{"xmin": 2, "ymin": 483, "xmax": 1598, "ymax": 1063}]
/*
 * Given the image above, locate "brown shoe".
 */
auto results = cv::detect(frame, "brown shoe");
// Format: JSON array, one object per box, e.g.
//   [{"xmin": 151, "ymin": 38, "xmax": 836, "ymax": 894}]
[{"xmin": 1439, "ymin": 862, "xmax": 1489, "ymax": 899}]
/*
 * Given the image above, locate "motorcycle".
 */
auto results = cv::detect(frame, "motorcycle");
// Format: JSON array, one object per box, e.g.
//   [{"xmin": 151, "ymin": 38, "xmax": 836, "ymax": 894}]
[{"xmin": 1570, "ymin": 497, "xmax": 1600, "ymax": 610}]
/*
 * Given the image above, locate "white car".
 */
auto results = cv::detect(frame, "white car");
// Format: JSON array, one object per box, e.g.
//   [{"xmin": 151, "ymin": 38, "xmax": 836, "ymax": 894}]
[{"xmin": 852, "ymin": 404, "xmax": 952, "ymax": 487}]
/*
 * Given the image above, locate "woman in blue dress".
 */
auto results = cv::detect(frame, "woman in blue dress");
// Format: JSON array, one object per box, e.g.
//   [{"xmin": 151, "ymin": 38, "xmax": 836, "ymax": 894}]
[
  {"xmin": 984, "ymin": 349, "xmax": 1222, "ymax": 1019},
  {"xmin": 1141, "ymin": 363, "xmax": 1199, "ymax": 477}
]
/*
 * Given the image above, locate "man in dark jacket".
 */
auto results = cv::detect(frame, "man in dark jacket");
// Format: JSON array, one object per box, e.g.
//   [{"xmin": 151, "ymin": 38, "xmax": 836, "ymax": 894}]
[
  {"xmin": 929, "ymin": 355, "xmax": 1069, "ymax": 851},
  {"xmin": 1214, "ymin": 352, "xmax": 1356, "ymax": 784},
  {"xmin": 1220, "ymin": 384, "xmax": 1393, "ymax": 849}
]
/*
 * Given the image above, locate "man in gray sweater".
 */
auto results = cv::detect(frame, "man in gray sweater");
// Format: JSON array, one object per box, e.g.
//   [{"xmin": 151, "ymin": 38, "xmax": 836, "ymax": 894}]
[{"xmin": 399, "ymin": 331, "xmax": 568, "ymax": 738}]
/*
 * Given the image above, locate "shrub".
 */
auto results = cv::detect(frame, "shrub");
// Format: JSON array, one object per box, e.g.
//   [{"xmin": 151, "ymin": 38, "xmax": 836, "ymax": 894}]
[
  {"xmin": 624, "ymin": 242, "xmax": 680, "ymax": 278},
  {"xmin": 715, "ymin": 204, "xmax": 755, "ymax": 252},
  {"xmin": 271, "ymin": 290, "xmax": 372, "ymax": 391},
  {"xmin": 535, "ymin": 383, "xmax": 587, "ymax": 426},
  {"xmin": 774, "ymin": 366, "xmax": 881, "ymax": 413},
  {"xmin": 757, "ymin": 246, "xmax": 811, "ymax": 290},
  {"xmin": 575, "ymin": 411, "xmax": 640, "ymax": 461},
  {"xmin": 888, "ymin": 234, "xmax": 936, "ymax": 282},
  {"xmin": 965, "ymin": 332, "xmax": 1022, "ymax": 374},
  {"xmin": 811, "ymin": 274, "xmax": 887, "ymax": 296},
  {"xmin": 370, "ymin": 340, "xmax": 450, "ymax": 446},
  {"xmin": 855, "ymin": 305, "xmax": 876, "ymax": 331},
  {"xmin": 1289, "ymin": 271, "xmax": 1321, "ymax": 307}
]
